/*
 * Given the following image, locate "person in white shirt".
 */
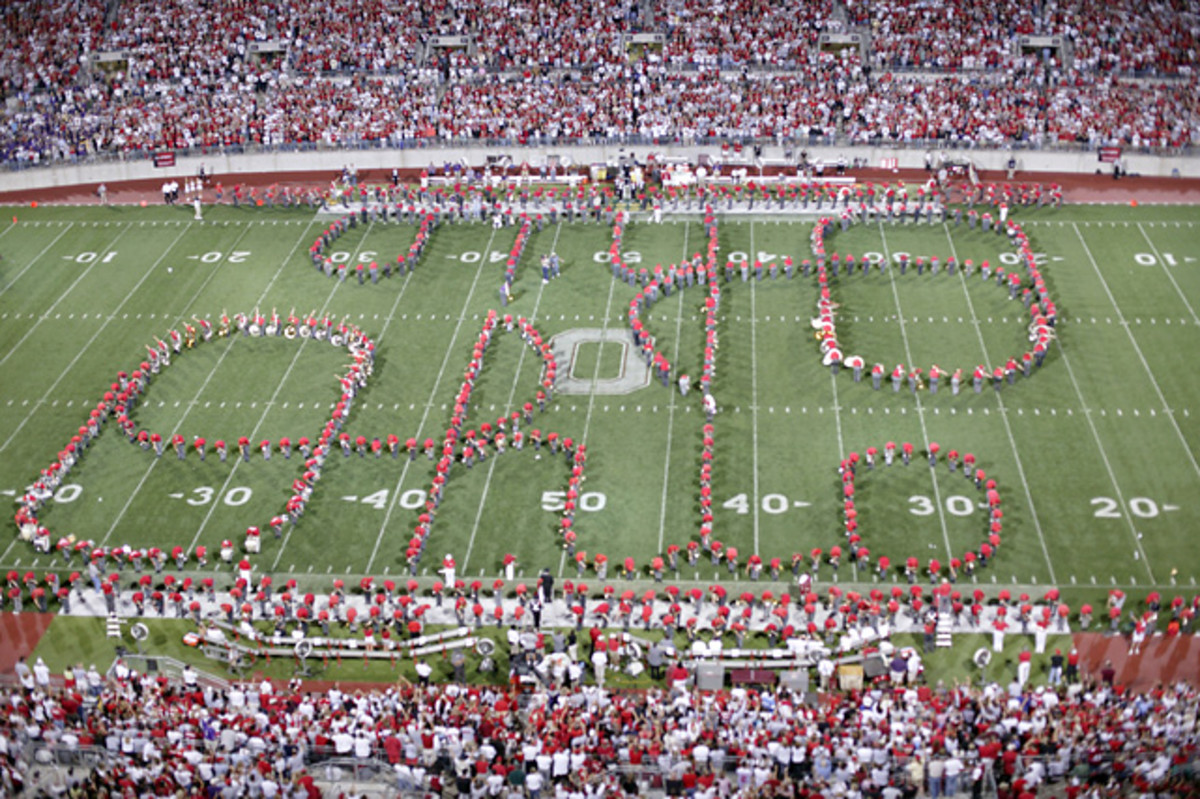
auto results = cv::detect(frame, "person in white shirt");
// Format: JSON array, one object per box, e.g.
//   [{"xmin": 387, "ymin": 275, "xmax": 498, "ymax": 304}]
[
  {"xmin": 525, "ymin": 767, "xmax": 545, "ymax": 799},
  {"xmin": 354, "ymin": 733, "xmax": 372, "ymax": 759},
  {"xmin": 818, "ymin": 657, "xmax": 835, "ymax": 690},
  {"xmin": 551, "ymin": 748, "xmax": 570, "ymax": 782},
  {"xmin": 906, "ymin": 653, "xmax": 922, "ymax": 685},
  {"xmin": 32, "ymin": 658, "xmax": 51, "ymax": 690},
  {"xmin": 182, "ymin": 664, "xmax": 198, "ymax": 688},
  {"xmin": 590, "ymin": 648, "xmax": 607, "ymax": 687},
  {"xmin": 927, "ymin": 755, "xmax": 945, "ymax": 797}
]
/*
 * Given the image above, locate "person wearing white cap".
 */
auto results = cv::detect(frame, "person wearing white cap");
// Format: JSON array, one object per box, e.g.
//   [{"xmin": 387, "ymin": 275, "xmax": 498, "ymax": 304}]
[{"xmin": 33, "ymin": 657, "xmax": 51, "ymax": 690}]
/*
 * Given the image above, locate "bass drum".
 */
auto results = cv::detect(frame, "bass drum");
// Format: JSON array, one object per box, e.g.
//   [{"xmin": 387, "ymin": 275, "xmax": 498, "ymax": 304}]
[{"xmin": 298, "ymin": 325, "xmax": 312, "ymax": 339}]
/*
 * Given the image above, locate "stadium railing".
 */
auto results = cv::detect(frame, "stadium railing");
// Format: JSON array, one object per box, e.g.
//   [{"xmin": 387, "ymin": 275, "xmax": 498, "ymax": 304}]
[
  {"xmin": 4, "ymin": 131, "xmax": 1194, "ymax": 174},
  {"xmin": 310, "ymin": 756, "xmax": 406, "ymax": 792},
  {"xmin": 109, "ymin": 653, "xmax": 231, "ymax": 692}
]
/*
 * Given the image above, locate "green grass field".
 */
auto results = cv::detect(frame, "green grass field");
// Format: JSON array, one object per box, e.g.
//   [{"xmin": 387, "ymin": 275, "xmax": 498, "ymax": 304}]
[{"xmin": 2, "ymin": 200, "xmax": 1199, "ymax": 613}]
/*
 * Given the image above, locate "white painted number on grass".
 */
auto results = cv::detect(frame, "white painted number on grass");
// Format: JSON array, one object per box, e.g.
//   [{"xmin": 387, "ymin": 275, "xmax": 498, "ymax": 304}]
[
  {"xmin": 909, "ymin": 494, "xmax": 975, "ymax": 516},
  {"xmin": 945, "ymin": 495, "xmax": 975, "ymax": 516},
  {"xmin": 579, "ymin": 492, "xmax": 606, "ymax": 512},
  {"xmin": 53, "ymin": 483, "xmax": 82, "ymax": 503},
  {"xmin": 74, "ymin": 251, "xmax": 118, "ymax": 264},
  {"xmin": 723, "ymin": 493, "xmax": 751, "ymax": 515},
  {"xmin": 726, "ymin": 251, "xmax": 778, "ymax": 263},
  {"xmin": 456, "ymin": 251, "xmax": 507, "ymax": 263},
  {"xmin": 187, "ymin": 487, "xmax": 214, "ymax": 506},
  {"xmin": 186, "ymin": 486, "xmax": 253, "ymax": 506},
  {"xmin": 761, "ymin": 493, "xmax": 789, "ymax": 515},
  {"xmin": 542, "ymin": 491, "xmax": 606, "ymax": 512},
  {"xmin": 592, "ymin": 251, "xmax": 642, "ymax": 264},
  {"xmin": 361, "ymin": 489, "xmax": 389, "ymax": 509},
  {"xmin": 1130, "ymin": 497, "xmax": 1159, "ymax": 518},
  {"xmin": 1135, "ymin": 252, "xmax": 1178, "ymax": 266},
  {"xmin": 1092, "ymin": 496, "xmax": 1160, "ymax": 519},
  {"xmin": 399, "ymin": 489, "xmax": 427, "ymax": 509},
  {"xmin": 722, "ymin": 493, "xmax": 806, "ymax": 515},
  {"xmin": 356, "ymin": 489, "xmax": 426, "ymax": 510},
  {"xmin": 223, "ymin": 486, "xmax": 252, "ymax": 506},
  {"xmin": 909, "ymin": 495, "xmax": 935, "ymax": 516},
  {"xmin": 199, "ymin": 251, "xmax": 251, "ymax": 263}
]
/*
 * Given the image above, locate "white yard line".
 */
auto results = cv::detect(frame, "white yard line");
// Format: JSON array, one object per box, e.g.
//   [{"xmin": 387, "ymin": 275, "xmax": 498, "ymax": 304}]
[
  {"xmin": 941, "ymin": 224, "xmax": 1057, "ymax": 584},
  {"xmin": 1040, "ymin": 320, "xmax": 1155, "ymax": 581},
  {"xmin": 748, "ymin": 221, "xmax": 761, "ymax": 555},
  {"xmin": 877, "ymin": 223, "xmax": 955, "ymax": 563},
  {"xmin": 827, "ymin": 356, "xmax": 847, "ymax": 461},
  {"xmin": 558, "ymin": 232, "xmax": 622, "ymax": 578},
  {"xmin": 361, "ymin": 251, "xmax": 422, "ymax": 346},
  {"xmin": 0, "ymin": 225, "xmax": 130, "ymax": 368},
  {"xmin": 0, "ymin": 226, "xmax": 149, "ymax": 455},
  {"xmin": 656, "ymin": 221, "xmax": 691, "ymax": 553},
  {"xmin": 1135, "ymin": 223, "xmax": 1200, "ymax": 325},
  {"xmin": 1073, "ymin": 223, "xmax": 1200, "ymax": 483},
  {"xmin": 96, "ymin": 222, "xmax": 320, "ymax": 550},
  {"xmin": 0, "ymin": 224, "xmax": 75, "ymax": 300},
  {"xmin": 212, "ymin": 221, "xmax": 384, "ymax": 565},
  {"xmin": 166, "ymin": 225, "xmax": 258, "ymax": 324},
  {"xmin": 216, "ymin": 275, "xmax": 345, "ymax": 563},
  {"xmin": 461, "ymin": 223, "xmax": 563, "ymax": 572},
  {"xmin": 362, "ymin": 226, "xmax": 502, "ymax": 574},
  {"xmin": 0, "ymin": 224, "xmax": 196, "ymax": 562}
]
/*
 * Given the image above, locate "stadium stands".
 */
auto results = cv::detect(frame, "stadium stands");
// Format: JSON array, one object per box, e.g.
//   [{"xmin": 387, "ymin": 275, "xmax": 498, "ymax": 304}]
[
  {"xmin": 3, "ymin": 650, "xmax": 1198, "ymax": 797},
  {"xmin": 1, "ymin": 4, "xmax": 1199, "ymax": 795},
  {"xmin": 1, "ymin": 0, "xmax": 1198, "ymax": 165}
]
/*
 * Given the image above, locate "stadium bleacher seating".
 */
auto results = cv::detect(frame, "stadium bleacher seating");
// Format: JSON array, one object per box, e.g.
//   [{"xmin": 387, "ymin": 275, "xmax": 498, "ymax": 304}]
[{"xmin": 1, "ymin": 0, "xmax": 1197, "ymax": 165}]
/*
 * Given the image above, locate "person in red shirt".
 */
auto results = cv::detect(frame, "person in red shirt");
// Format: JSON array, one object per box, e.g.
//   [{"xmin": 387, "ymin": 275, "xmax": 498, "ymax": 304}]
[
  {"xmin": 1066, "ymin": 646, "xmax": 1080, "ymax": 683},
  {"xmin": 979, "ymin": 735, "xmax": 1003, "ymax": 778}
]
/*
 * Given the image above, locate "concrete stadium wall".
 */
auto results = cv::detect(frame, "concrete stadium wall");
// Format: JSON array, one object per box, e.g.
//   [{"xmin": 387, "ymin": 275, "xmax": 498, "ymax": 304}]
[{"xmin": 0, "ymin": 143, "xmax": 1196, "ymax": 192}]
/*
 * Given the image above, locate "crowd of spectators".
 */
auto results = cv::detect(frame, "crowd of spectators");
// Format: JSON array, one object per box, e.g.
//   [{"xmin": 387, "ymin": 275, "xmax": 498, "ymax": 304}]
[
  {"xmin": 660, "ymin": 0, "xmax": 840, "ymax": 68},
  {"xmin": 865, "ymin": 0, "xmax": 1043, "ymax": 72},
  {"xmin": 1041, "ymin": 0, "xmax": 1200, "ymax": 76},
  {"xmin": 2, "ymin": 646, "xmax": 1199, "ymax": 798},
  {"xmin": 1, "ymin": 0, "xmax": 1199, "ymax": 165},
  {"xmin": 857, "ymin": 0, "xmax": 1200, "ymax": 76}
]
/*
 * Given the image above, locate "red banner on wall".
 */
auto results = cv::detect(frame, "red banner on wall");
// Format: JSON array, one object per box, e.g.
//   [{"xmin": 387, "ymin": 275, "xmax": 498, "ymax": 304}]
[
  {"xmin": 153, "ymin": 152, "xmax": 176, "ymax": 168},
  {"xmin": 1098, "ymin": 146, "xmax": 1122, "ymax": 164}
]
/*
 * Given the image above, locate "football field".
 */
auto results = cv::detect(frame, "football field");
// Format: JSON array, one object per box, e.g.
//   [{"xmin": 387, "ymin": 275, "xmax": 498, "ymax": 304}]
[{"xmin": 2, "ymin": 200, "xmax": 1199, "ymax": 610}]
